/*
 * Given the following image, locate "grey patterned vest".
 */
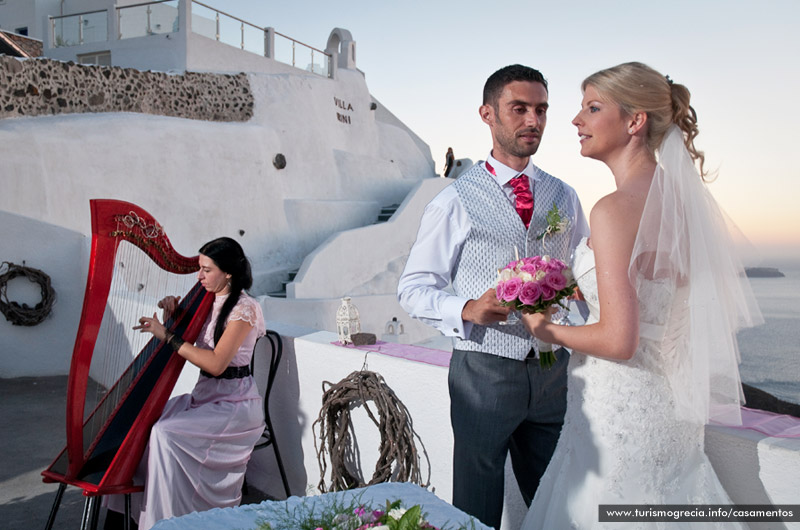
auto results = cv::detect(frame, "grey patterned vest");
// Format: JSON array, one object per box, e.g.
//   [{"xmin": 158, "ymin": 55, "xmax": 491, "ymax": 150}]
[{"xmin": 452, "ymin": 162, "xmax": 578, "ymax": 360}]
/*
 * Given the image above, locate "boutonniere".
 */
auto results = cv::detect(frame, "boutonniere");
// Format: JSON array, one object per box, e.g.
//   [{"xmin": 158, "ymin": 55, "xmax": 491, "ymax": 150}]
[{"xmin": 536, "ymin": 202, "xmax": 570, "ymax": 244}]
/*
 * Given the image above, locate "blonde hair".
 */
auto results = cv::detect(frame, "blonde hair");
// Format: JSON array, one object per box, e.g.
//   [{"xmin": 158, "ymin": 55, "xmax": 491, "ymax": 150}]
[{"xmin": 582, "ymin": 62, "xmax": 707, "ymax": 178}]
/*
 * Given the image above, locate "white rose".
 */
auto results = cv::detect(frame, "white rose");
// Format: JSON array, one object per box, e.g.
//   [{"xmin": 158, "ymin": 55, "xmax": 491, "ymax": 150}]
[
  {"xmin": 499, "ymin": 268, "xmax": 513, "ymax": 282},
  {"xmin": 388, "ymin": 508, "xmax": 407, "ymax": 519},
  {"xmin": 535, "ymin": 270, "xmax": 546, "ymax": 281},
  {"xmin": 519, "ymin": 271, "xmax": 533, "ymax": 282}
]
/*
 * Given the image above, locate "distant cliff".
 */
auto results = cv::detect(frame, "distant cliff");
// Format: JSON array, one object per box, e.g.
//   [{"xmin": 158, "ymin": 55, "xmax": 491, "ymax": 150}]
[{"xmin": 745, "ymin": 267, "xmax": 785, "ymax": 278}]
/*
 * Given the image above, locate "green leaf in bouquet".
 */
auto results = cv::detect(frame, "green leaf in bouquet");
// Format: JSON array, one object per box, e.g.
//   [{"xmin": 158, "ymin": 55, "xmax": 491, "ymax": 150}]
[{"xmin": 395, "ymin": 505, "xmax": 423, "ymax": 530}]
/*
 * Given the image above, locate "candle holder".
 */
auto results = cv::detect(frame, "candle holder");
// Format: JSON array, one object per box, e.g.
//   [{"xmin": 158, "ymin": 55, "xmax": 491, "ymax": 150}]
[{"xmin": 336, "ymin": 296, "xmax": 361, "ymax": 345}]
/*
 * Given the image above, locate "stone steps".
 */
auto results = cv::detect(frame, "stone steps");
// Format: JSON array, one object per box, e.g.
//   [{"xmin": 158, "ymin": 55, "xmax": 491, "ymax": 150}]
[{"xmin": 266, "ymin": 204, "xmax": 399, "ymax": 298}]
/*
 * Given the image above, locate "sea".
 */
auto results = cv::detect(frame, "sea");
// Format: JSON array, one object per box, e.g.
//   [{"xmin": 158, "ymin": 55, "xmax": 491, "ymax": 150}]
[{"xmin": 737, "ymin": 259, "xmax": 800, "ymax": 406}]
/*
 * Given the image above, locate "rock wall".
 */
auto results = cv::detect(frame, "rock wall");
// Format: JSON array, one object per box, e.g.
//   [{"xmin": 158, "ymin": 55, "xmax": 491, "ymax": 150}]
[{"xmin": 0, "ymin": 55, "xmax": 253, "ymax": 121}]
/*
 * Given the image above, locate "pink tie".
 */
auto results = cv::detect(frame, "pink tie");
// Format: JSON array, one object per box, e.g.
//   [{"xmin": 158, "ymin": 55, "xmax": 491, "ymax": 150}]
[
  {"xmin": 484, "ymin": 162, "xmax": 533, "ymax": 228},
  {"xmin": 509, "ymin": 174, "xmax": 533, "ymax": 228},
  {"xmin": 486, "ymin": 161, "xmax": 533, "ymax": 228}
]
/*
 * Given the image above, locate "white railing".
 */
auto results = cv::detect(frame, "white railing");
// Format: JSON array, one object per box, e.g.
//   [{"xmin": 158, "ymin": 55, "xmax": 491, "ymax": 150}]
[
  {"xmin": 117, "ymin": 0, "xmax": 179, "ymax": 40},
  {"xmin": 272, "ymin": 29, "xmax": 330, "ymax": 77},
  {"xmin": 191, "ymin": 0, "xmax": 331, "ymax": 77},
  {"xmin": 50, "ymin": 9, "xmax": 108, "ymax": 48},
  {"xmin": 47, "ymin": 0, "xmax": 332, "ymax": 77}
]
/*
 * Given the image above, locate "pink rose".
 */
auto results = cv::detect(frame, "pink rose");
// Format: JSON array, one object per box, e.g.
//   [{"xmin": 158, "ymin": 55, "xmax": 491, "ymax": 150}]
[
  {"xmin": 502, "ymin": 277, "xmax": 523, "ymax": 302},
  {"xmin": 544, "ymin": 259, "xmax": 562, "ymax": 272},
  {"xmin": 544, "ymin": 270, "xmax": 567, "ymax": 291},
  {"xmin": 495, "ymin": 282, "xmax": 505, "ymax": 301},
  {"xmin": 518, "ymin": 281, "xmax": 542, "ymax": 306},
  {"xmin": 520, "ymin": 263, "xmax": 538, "ymax": 275},
  {"xmin": 541, "ymin": 284, "xmax": 556, "ymax": 301}
]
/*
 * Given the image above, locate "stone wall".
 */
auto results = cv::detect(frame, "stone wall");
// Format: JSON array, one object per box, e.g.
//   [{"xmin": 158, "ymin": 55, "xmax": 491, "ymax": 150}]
[{"xmin": 0, "ymin": 55, "xmax": 253, "ymax": 122}]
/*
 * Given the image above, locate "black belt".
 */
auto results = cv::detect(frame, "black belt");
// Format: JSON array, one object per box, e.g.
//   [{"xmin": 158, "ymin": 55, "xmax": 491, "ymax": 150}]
[
  {"xmin": 526, "ymin": 347, "xmax": 537, "ymax": 359},
  {"xmin": 201, "ymin": 365, "xmax": 251, "ymax": 379}
]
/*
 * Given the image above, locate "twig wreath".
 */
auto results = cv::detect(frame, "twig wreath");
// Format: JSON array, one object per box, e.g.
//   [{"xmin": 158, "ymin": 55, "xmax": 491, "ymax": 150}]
[
  {"xmin": 0, "ymin": 261, "xmax": 55, "ymax": 326},
  {"xmin": 313, "ymin": 368, "xmax": 431, "ymax": 493}
]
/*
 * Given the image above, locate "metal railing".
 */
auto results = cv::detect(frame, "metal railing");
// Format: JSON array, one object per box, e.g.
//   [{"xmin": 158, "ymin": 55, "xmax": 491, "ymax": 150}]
[
  {"xmin": 191, "ymin": 0, "xmax": 331, "ymax": 77},
  {"xmin": 117, "ymin": 0, "xmax": 179, "ymax": 40},
  {"xmin": 47, "ymin": 0, "xmax": 332, "ymax": 77},
  {"xmin": 50, "ymin": 9, "xmax": 108, "ymax": 48},
  {"xmin": 273, "ymin": 28, "xmax": 330, "ymax": 77}
]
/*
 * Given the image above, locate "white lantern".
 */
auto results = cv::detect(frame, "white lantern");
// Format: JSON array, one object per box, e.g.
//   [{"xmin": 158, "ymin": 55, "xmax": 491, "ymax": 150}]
[{"xmin": 336, "ymin": 296, "xmax": 361, "ymax": 344}]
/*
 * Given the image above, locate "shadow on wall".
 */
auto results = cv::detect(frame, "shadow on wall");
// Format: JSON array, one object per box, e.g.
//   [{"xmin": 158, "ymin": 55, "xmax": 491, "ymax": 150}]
[
  {"xmin": 0, "ymin": 211, "xmax": 88, "ymax": 377},
  {"xmin": 248, "ymin": 330, "xmax": 309, "ymax": 498}
]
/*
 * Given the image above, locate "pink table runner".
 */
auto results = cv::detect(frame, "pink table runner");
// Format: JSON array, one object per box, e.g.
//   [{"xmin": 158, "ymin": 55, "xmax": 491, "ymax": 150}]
[
  {"xmin": 721, "ymin": 407, "xmax": 800, "ymax": 438},
  {"xmin": 330, "ymin": 340, "xmax": 451, "ymax": 368}
]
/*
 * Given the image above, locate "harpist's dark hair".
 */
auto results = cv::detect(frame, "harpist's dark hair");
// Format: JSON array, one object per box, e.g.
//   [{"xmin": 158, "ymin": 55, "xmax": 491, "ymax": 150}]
[{"xmin": 198, "ymin": 237, "xmax": 253, "ymax": 344}]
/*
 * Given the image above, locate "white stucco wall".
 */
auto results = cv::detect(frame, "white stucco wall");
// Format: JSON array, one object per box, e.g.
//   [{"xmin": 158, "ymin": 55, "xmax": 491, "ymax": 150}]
[
  {"xmin": 0, "ymin": 211, "xmax": 88, "ymax": 377},
  {"xmin": 289, "ymin": 178, "xmax": 450, "ymax": 300},
  {"xmin": 0, "ymin": 57, "xmax": 434, "ymax": 376}
]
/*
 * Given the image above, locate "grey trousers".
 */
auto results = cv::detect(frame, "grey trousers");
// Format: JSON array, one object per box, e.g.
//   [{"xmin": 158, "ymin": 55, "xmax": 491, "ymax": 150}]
[{"xmin": 448, "ymin": 348, "xmax": 568, "ymax": 530}]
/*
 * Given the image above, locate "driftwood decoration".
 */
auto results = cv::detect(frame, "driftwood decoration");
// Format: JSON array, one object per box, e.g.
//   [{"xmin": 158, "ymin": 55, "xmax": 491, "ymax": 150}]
[
  {"xmin": 0, "ymin": 261, "xmax": 55, "ymax": 326},
  {"xmin": 313, "ymin": 369, "xmax": 430, "ymax": 493}
]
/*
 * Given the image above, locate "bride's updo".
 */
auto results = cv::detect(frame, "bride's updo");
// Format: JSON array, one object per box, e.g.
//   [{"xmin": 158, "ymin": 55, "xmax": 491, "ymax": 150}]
[{"xmin": 582, "ymin": 62, "xmax": 707, "ymax": 178}]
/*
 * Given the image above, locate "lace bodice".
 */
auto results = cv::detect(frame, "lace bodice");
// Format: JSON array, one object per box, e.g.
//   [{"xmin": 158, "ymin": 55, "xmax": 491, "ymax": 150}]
[
  {"xmin": 572, "ymin": 237, "xmax": 687, "ymax": 376},
  {"xmin": 196, "ymin": 292, "xmax": 265, "ymax": 367}
]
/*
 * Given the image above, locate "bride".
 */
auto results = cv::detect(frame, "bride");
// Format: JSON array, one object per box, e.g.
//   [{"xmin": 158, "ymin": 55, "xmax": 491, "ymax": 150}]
[{"xmin": 520, "ymin": 62, "xmax": 762, "ymax": 528}]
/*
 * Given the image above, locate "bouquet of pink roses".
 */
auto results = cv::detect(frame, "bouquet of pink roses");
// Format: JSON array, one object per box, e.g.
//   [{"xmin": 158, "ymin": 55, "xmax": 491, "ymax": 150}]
[{"xmin": 495, "ymin": 255, "xmax": 576, "ymax": 369}]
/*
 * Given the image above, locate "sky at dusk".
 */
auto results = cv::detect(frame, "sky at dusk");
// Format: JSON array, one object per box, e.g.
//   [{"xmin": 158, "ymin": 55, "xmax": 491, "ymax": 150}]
[{"xmin": 219, "ymin": 0, "xmax": 798, "ymax": 262}]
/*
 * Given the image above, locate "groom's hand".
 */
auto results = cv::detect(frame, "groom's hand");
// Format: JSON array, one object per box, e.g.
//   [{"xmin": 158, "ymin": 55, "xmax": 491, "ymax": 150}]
[{"xmin": 462, "ymin": 288, "xmax": 511, "ymax": 325}]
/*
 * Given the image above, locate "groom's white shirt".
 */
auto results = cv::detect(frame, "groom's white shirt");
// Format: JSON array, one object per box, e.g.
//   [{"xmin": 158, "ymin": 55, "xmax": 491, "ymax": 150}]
[{"xmin": 397, "ymin": 153, "xmax": 589, "ymax": 340}]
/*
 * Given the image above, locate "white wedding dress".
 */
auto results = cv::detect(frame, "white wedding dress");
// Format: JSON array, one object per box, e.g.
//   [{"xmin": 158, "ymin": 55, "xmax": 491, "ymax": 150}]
[{"xmin": 522, "ymin": 237, "xmax": 743, "ymax": 529}]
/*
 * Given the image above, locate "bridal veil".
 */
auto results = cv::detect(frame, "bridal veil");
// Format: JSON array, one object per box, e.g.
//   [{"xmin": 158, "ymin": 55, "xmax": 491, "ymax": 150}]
[{"xmin": 629, "ymin": 125, "xmax": 763, "ymax": 425}]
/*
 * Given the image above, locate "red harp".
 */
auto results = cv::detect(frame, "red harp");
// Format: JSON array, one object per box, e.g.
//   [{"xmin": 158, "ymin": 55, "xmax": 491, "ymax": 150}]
[{"xmin": 41, "ymin": 199, "xmax": 214, "ymax": 528}]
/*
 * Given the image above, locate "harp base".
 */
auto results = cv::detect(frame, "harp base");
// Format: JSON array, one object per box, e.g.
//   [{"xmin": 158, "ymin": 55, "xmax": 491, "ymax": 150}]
[{"xmin": 42, "ymin": 478, "xmax": 142, "ymax": 530}]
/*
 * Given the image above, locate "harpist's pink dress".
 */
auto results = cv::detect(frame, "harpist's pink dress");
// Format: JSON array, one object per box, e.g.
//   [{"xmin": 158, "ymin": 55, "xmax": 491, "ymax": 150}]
[{"xmin": 111, "ymin": 292, "xmax": 266, "ymax": 530}]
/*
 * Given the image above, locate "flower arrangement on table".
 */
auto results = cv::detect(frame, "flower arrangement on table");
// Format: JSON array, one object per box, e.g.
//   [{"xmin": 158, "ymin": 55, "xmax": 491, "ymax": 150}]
[
  {"xmin": 495, "ymin": 254, "xmax": 576, "ymax": 369},
  {"xmin": 254, "ymin": 498, "xmax": 479, "ymax": 530}
]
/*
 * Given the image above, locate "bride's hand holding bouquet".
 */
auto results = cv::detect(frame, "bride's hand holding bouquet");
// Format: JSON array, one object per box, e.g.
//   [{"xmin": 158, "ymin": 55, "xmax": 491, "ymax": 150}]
[{"xmin": 495, "ymin": 255, "xmax": 577, "ymax": 369}]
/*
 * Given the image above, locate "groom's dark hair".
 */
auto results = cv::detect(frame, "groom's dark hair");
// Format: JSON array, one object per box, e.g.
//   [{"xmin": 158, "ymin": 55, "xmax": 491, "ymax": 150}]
[{"xmin": 483, "ymin": 64, "xmax": 548, "ymax": 108}]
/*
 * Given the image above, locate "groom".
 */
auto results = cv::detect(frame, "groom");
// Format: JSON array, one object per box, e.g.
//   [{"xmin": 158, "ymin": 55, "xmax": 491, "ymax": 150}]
[{"xmin": 397, "ymin": 64, "xmax": 588, "ymax": 529}]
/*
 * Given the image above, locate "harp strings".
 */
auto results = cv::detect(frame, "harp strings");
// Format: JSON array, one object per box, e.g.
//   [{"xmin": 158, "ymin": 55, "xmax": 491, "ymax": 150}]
[{"xmin": 85, "ymin": 238, "xmax": 194, "ymax": 447}]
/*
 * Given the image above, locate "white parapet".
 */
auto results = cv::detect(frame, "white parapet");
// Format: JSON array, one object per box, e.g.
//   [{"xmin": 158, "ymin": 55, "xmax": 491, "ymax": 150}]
[
  {"xmin": 247, "ymin": 328, "xmax": 800, "ymax": 530},
  {"xmin": 705, "ymin": 425, "xmax": 800, "ymax": 530}
]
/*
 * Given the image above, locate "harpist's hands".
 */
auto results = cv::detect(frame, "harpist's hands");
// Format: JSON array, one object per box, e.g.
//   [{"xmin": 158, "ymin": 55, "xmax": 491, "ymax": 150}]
[
  {"xmin": 158, "ymin": 295, "xmax": 181, "ymax": 317},
  {"xmin": 462, "ymin": 288, "xmax": 511, "ymax": 325},
  {"xmin": 134, "ymin": 312, "xmax": 167, "ymax": 341}
]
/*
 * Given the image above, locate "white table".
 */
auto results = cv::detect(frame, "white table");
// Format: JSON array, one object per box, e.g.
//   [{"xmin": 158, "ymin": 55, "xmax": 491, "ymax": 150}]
[{"xmin": 151, "ymin": 482, "xmax": 491, "ymax": 530}]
